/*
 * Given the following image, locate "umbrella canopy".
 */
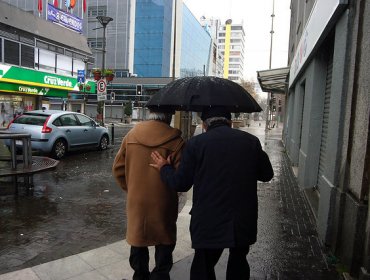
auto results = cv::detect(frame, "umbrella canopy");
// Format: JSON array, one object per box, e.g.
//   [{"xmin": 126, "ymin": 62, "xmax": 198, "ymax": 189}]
[{"xmin": 146, "ymin": 76, "xmax": 262, "ymax": 113}]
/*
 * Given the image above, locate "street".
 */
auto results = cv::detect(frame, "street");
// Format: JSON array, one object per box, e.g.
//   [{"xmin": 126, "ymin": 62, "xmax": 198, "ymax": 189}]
[{"xmin": 0, "ymin": 125, "xmax": 132, "ymax": 274}]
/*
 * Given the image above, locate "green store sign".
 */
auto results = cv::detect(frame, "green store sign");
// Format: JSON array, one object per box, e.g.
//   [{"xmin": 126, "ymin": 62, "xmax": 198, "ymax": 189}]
[
  {"xmin": 0, "ymin": 64, "xmax": 95, "ymax": 97},
  {"xmin": 0, "ymin": 82, "xmax": 67, "ymax": 97}
]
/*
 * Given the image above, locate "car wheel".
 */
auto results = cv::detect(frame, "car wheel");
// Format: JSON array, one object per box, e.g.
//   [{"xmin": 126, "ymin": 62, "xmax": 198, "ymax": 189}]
[
  {"xmin": 51, "ymin": 139, "xmax": 67, "ymax": 159},
  {"xmin": 98, "ymin": 135, "xmax": 109, "ymax": 150}
]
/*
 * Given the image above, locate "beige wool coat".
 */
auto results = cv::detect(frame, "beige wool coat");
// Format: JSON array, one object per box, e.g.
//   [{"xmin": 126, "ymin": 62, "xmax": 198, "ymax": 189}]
[{"xmin": 112, "ymin": 120, "xmax": 184, "ymax": 246}]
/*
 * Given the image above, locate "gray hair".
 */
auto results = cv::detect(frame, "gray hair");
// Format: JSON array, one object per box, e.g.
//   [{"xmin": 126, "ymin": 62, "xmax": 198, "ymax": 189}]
[
  {"xmin": 203, "ymin": 117, "xmax": 230, "ymax": 127},
  {"xmin": 148, "ymin": 111, "xmax": 173, "ymax": 124}
]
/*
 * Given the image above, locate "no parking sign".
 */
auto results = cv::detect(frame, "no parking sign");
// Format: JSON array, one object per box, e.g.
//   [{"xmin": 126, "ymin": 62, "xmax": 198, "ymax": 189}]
[{"xmin": 97, "ymin": 79, "xmax": 107, "ymax": 94}]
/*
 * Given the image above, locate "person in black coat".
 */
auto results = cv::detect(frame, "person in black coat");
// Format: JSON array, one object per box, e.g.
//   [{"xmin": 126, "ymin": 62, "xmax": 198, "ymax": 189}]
[{"xmin": 150, "ymin": 106, "xmax": 274, "ymax": 280}]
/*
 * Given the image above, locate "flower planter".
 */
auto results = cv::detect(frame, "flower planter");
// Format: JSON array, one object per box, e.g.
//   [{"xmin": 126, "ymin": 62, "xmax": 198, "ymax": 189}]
[
  {"xmin": 105, "ymin": 74, "xmax": 114, "ymax": 82},
  {"xmin": 94, "ymin": 73, "xmax": 102, "ymax": 81}
]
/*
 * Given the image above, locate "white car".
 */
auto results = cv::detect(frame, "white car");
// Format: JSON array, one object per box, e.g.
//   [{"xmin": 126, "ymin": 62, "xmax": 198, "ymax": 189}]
[{"xmin": 7, "ymin": 110, "xmax": 110, "ymax": 159}]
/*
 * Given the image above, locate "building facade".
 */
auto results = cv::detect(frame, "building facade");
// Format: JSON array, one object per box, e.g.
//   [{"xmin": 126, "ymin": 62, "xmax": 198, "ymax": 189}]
[
  {"xmin": 199, "ymin": 17, "xmax": 224, "ymax": 77},
  {"xmin": 4, "ymin": 0, "xmax": 213, "ymax": 122},
  {"xmin": 217, "ymin": 20, "xmax": 245, "ymax": 83},
  {"xmin": 282, "ymin": 0, "xmax": 369, "ymax": 278},
  {"xmin": 0, "ymin": 1, "xmax": 94, "ymax": 127}
]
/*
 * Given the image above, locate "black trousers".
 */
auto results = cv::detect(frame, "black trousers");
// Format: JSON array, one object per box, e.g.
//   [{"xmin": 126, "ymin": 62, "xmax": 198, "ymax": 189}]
[
  {"xmin": 190, "ymin": 247, "xmax": 250, "ymax": 280},
  {"xmin": 129, "ymin": 244, "xmax": 175, "ymax": 280}
]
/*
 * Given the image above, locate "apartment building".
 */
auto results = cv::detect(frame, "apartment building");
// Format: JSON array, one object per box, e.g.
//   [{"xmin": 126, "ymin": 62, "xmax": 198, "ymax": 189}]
[{"xmin": 217, "ymin": 20, "xmax": 245, "ymax": 84}]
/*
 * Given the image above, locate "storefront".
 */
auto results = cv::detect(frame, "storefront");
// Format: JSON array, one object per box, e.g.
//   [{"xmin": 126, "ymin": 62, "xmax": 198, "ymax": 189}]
[{"xmin": 0, "ymin": 64, "xmax": 95, "ymax": 127}]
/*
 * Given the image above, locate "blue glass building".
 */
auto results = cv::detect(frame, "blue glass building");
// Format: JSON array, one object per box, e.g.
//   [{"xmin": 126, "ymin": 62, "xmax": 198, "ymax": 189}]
[
  {"xmin": 134, "ymin": 0, "xmax": 211, "ymax": 78},
  {"xmin": 180, "ymin": 5, "xmax": 211, "ymax": 77},
  {"xmin": 134, "ymin": 0, "xmax": 173, "ymax": 77}
]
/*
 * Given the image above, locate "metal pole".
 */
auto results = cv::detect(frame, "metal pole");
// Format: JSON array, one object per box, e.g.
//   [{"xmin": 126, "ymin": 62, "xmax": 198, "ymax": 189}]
[
  {"xmin": 111, "ymin": 123, "xmax": 114, "ymax": 145},
  {"xmin": 265, "ymin": 0, "xmax": 275, "ymax": 132},
  {"xmin": 100, "ymin": 25, "xmax": 106, "ymax": 126}
]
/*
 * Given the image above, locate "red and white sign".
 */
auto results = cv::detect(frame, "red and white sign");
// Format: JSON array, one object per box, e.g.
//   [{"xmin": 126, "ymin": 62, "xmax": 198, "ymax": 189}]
[{"xmin": 97, "ymin": 79, "xmax": 107, "ymax": 94}]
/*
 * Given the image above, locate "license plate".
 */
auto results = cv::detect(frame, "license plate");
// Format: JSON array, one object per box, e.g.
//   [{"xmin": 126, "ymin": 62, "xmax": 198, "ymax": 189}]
[{"xmin": 16, "ymin": 140, "xmax": 23, "ymax": 145}]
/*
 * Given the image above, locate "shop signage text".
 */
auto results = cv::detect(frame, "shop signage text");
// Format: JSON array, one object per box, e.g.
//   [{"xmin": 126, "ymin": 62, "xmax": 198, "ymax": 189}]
[
  {"xmin": 19, "ymin": 86, "xmax": 39, "ymax": 94},
  {"xmin": 44, "ymin": 76, "xmax": 73, "ymax": 88}
]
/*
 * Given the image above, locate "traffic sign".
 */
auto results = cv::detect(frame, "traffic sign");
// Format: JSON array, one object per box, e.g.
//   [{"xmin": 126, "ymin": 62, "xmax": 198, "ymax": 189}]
[
  {"xmin": 97, "ymin": 94, "xmax": 107, "ymax": 101},
  {"xmin": 77, "ymin": 70, "xmax": 85, "ymax": 83},
  {"xmin": 97, "ymin": 79, "xmax": 107, "ymax": 94}
]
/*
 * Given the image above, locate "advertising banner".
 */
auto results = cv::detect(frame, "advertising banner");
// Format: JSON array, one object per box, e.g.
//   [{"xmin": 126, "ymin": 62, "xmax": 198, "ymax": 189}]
[
  {"xmin": 0, "ymin": 82, "xmax": 67, "ymax": 97},
  {"xmin": 47, "ymin": 3, "xmax": 83, "ymax": 33},
  {"xmin": 0, "ymin": 64, "xmax": 95, "ymax": 97}
]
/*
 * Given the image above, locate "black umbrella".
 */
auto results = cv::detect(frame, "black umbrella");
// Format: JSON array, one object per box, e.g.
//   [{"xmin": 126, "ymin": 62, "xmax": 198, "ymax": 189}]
[{"xmin": 146, "ymin": 76, "xmax": 262, "ymax": 113}]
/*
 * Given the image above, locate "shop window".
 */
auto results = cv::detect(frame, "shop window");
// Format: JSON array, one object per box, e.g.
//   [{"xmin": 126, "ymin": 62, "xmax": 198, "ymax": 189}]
[
  {"xmin": 0, "ymin": 40, "xmax": 2, "ymax": 62},
  {"xmin": 21, "ymin": 45, "xmax": 34, "ymax": 68},
  {"xmin": 4, "ymin": 40, "xmax": 20, "ymax": 66}
]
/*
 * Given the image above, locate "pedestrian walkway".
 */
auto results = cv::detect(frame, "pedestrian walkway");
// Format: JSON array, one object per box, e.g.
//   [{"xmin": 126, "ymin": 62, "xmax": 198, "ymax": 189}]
[{"xmin": 0, "ymin": 125, "xmax": 340, "ymax": 280}]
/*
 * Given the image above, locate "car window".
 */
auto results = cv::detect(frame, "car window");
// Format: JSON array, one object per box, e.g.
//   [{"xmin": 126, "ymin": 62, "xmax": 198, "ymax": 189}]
[
  {"xmin": 52, "ymin": 118, "xmax": 63, "ymax": 127},
  {"xmin": 60, "ymin": 114, "xmax": 79, "ymax": 126},
  {"xmin": 12, "ymin": 114, "xmax": 48, "ymax": 126},
  {"xmin": 75, "ymin": 114, "xmax": 95, "ymax": 127}
]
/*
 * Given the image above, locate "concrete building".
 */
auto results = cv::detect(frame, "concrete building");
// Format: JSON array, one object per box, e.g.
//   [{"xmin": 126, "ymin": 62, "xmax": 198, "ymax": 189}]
[
  {"xmin": 217, "ymin": 20, "xmax": 245, "ymax": 84},
  {"xmin": 259, "ymin": 0, "xmax": 369, "ymax": 278},
  {"xmin": 0, "ymin": 1, "xmax": 93, "ymax": 127},
  {"xmin": 199, "ymin": 17, "xmax": 224, "ymax": 77}
]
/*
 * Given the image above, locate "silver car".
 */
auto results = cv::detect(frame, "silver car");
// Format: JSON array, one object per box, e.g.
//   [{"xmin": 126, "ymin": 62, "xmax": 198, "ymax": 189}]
[{"xmin": 6, "ymin": 110, "xmax": 110, "ymax": 159}]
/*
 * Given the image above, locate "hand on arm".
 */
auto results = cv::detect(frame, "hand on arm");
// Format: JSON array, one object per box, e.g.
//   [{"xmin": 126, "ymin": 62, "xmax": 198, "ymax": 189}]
[{"xmin": 150, "ymin": 151, "xmax": 171, "ymax": 170}]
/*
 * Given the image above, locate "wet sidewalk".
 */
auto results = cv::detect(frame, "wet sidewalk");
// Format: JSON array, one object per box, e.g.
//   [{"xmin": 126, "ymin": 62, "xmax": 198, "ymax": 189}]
[{"xmin": 0, "ymin": 124, "xmax": 340, "ymax": 280}]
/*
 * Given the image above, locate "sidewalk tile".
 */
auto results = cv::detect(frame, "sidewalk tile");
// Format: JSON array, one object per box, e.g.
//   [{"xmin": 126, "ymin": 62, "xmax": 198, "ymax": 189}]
[
  {"xmin": 67, "ymin": 270, "xmax": 108, "ymax": 280},
  {"xmin": 32, "ymin": 255, "xmax": 93, "ymax": 280},
  {"xmin": 96, "ymin": 259, "xmax": 133, "ymax": 280},
  {"xmin": 78, "ymin": 246, "xmax": 125, "ymax": 269},
  {"xmin": 0, "ymin": 268, "xmax": 40, "ymax": 280}
]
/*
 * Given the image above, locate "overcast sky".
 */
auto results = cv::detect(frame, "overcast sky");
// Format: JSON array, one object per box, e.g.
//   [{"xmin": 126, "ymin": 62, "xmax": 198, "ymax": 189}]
[{"xmin": 183, "ymin": 0, "xmax": 291, "ymax": 83}]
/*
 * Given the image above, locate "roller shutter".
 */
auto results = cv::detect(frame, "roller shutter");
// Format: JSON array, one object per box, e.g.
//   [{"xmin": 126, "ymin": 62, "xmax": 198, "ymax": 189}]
[{"xmin": 317, "ymin": 54, "xmax": 333, "ymax": 192}]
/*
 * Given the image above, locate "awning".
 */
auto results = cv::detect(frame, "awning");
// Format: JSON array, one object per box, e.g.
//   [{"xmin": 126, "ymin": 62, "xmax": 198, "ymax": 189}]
[{"xmin": 257, "ymin": 67, "xmax": 290, "ymax": 94}]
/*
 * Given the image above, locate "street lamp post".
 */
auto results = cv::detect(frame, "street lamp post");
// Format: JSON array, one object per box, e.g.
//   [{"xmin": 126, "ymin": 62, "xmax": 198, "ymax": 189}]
[
  {"xmin": 265, "ymin": 0, "xmax": 275, "ymax": 132},
  {"xmin": 96, "ymin": 15, "xmax": 113, "ymax": 126}
]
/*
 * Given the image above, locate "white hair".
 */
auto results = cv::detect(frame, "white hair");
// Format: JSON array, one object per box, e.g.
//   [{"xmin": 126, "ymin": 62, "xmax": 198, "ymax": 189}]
[{"xmin": 148, "ymin": 111, "xmax": 173, "ymax": 124}]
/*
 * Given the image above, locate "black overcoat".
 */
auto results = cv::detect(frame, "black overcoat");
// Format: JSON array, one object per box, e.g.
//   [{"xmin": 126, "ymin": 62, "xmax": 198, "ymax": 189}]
[{"xmin": 160, "ymin": 124, "xmax": 273, "ymax": 249}]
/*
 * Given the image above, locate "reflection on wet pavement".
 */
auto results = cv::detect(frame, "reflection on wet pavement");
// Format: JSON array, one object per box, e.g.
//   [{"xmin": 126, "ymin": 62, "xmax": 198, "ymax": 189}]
[
  {"xmin": 0, "ymin": 126, "xmax": 187, "ymax": 274},
  {"xmin": 0, "ymin": 128, "xmax": 132, "ymax": 274}
]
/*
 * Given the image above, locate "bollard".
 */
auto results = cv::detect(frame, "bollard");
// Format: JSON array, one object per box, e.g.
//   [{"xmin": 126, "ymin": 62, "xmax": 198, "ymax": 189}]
[{"xmin": 111, "ymin": 123, "xmax": 115, "ymax": 145}]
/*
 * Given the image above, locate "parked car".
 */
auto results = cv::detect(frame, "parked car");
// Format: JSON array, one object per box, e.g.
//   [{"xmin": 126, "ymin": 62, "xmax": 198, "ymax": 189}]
[{"xmin": 6, "ymin": 110, "xmax": 110, "ymax": 159}]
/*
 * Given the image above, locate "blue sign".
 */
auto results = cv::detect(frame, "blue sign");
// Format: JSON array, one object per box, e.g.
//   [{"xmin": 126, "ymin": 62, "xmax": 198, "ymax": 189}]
[
  {"xmin": 47, "ymin": 4, "xmax": 83, "ymax": 33},
  {"xmin": 77, "ymin": 70, "xmax": 85, "ymax": 83}
]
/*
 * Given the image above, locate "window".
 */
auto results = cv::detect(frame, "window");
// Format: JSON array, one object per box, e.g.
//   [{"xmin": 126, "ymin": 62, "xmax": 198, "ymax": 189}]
[
  {"xmin": 75, "ymin": 114, "xmax": 94, "ymax": 127},
  {"xmin": 4, "ymin": 40, "xmax": 19, "ymax": 65},
  {"xmin": 53, "ymin": 118, "xmax": 62, "ymax": 127},
  {"xmin": 88, "ymin": 6, "xmax": 107, "ymax": 18},
  {"xmin": 231, "ymin": 26, "xmax": 243, "ymax": 30},
  {"xmin": 13, "ymin": 114, "xmax": 48, "ymax": 126},
  {"xmin": 21, "ymin": 45, "xmax": 34, "ymax": 68},
  {"xmin": 88, "ymin": 38, "xmax": 104, "ymax": 49},
  {"xmin": 60, "ymin": 114, "xmax": 78, "ymax": 126}
]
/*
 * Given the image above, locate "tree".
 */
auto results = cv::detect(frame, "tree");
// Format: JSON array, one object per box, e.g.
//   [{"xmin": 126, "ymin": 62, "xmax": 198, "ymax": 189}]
[
  {"xmin": 240, "ymin": 79, "xmax": 258, "ymax": 100},
  {"xmin": 124, "ymin": 102, "xmax": 132, "ymax": 116}
]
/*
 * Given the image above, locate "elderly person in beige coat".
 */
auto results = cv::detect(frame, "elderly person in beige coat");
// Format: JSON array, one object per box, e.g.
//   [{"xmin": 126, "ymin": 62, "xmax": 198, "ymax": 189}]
[{"xmin": 112, "ymin": 110, "xmax": 184, "ymax": 280}]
